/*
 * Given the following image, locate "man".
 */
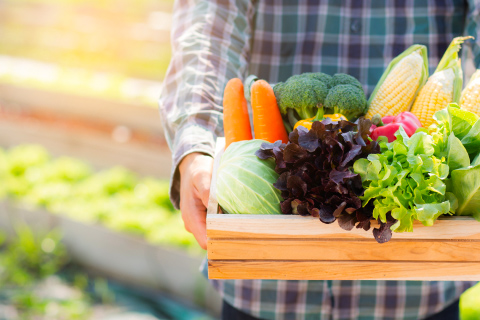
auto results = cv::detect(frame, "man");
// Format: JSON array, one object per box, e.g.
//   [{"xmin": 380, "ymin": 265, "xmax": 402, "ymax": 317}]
[{"xmin": 159, "ymin": 1, "xmax": 480, "ymax": 319}]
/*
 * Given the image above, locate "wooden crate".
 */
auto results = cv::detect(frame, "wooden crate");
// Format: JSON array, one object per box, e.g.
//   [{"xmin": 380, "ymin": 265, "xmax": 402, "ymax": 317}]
[{"xmin": 206, "ymin": 138, "xmax": 480, "ymax": 280}]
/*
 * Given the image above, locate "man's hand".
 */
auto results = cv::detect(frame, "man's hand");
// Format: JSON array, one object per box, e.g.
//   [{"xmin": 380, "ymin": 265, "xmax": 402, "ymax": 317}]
[{"xmin": 178, "ymin": 152, "xmax": 214, "ymax": 250}]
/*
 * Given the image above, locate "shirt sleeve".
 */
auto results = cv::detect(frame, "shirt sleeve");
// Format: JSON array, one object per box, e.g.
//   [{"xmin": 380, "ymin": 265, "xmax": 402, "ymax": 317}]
[
  {"xmin": 465, "ymin": 0, "xmax": 480, "ymax": 68},
  {"xmin": 158, "ymin": 0, "xmax": 254, "ymax": 209}
]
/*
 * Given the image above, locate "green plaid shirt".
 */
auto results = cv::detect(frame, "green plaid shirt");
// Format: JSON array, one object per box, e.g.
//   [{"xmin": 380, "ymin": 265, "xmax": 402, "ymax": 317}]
[{"xmin": 159, "ymin": 1, "xmax": 480, "ymax": 319}]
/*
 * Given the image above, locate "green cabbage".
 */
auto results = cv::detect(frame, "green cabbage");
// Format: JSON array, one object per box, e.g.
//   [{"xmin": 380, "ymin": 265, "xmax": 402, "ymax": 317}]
[{"xmin": 216, "ymin": 140, "xmax": 282, "ymax": 214}]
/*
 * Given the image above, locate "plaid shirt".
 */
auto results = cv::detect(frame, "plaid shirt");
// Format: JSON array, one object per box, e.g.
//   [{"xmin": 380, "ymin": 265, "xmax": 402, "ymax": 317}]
[{"xmin": 159, "ymin": 1, "xmax": 480, "ymax": 319}]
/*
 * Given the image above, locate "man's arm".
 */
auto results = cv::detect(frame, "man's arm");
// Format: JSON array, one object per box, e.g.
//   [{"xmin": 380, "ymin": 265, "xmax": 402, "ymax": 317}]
[{"xmin": 158, "ymin": 0, "xmax": 253, "ymax": 248}]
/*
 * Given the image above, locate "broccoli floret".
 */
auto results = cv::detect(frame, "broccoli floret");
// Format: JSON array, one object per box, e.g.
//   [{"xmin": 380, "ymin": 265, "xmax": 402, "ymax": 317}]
[
  {"xmin": 303, "ymin": 72, "xmax": 334, "ymax": 89},
  {"xmin": 271, "ymin": 72, "xmax": 366, "ymax": 130},
  {"xmin": 273, "ymin": 75, "xmax": 329, "ymax": 120},
  {"xmin": 331, "ymin": 73, "xmax": 363, "ymax": 90},
  {"xmin": 324, "ymin": 84, "xmax": 367, "ymax": 120}
]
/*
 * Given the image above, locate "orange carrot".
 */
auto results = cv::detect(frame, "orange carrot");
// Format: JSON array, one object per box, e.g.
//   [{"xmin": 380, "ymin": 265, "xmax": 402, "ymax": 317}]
[
  {"xmin": 250, "ymin": 79, "xmax": 289, "ymax": 143},
  {"xmin": 223, "ymin": 78, "xmax": 253, "ymax": 149}
]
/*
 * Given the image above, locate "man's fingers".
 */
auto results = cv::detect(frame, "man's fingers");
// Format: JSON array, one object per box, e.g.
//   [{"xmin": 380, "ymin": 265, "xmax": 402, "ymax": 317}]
[
  {"xmin": 180, "ymin": 199, "xmax": 207, "ymax": 250},
  {"xmin": 180, "ymin": 211, "xmax": 192, "ymax": 233},
  {"xmin": 198, "ymin": 175, "xmax": 212, "ymax": 209},
  {"xmin": 178, "ymin": 152, "xmax": 214, "ymax": 251},
  {"xmin": 194, "ymin": 157, "xmax": 214, "ymax": 208},
  {"xmin": 190, "ymin": 173, "xmax": 210, "ymax": 208},
  {"xmin": 189, "ymin": 214, "xmax": 207, "ymax": 249}
]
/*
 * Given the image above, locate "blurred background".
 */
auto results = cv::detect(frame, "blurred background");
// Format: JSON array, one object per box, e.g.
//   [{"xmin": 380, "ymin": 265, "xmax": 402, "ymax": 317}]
[
  {"xmin": 0, "ymin": 0, "xmax": 222, "ymax": 319},
  {"xmin": 0, "ymin": 0, "xmax": 478, "ymax": 319}
]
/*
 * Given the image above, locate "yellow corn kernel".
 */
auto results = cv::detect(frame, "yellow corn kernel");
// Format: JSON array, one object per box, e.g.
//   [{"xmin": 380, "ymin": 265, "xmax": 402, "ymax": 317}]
[
  {"xmin": 460, "ymin": 71, "xmax": 480, "ymax": 116},
  {"xmin": 365, "ymin": 51, "xmax": 424, "ymax": 119},
  {"xmin": 410, "ymin": 68, "xmax": 455, "ymax": 127}
]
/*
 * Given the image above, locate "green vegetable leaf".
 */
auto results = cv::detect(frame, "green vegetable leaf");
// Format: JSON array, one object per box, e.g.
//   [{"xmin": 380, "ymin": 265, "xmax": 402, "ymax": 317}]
[
  {"xmin": 402, "ymin": 129, "xmax": 434, "ymax": 157},
  {"xmin": 353, "ymin": 158, "xmax": 369, "ymax": 181},
  {"xmin": 354, "ymin": 126, "xmax": 454, "ymax": 233},
  {"xmin": 394, "ymin": 125, "xmax": 411, "ymax": 144},
  {"xmin": 446, "ymin": 192, "xmax": 459, "ymax": 212},
  {"xmin": 432, "ymin": 104, "xmax": 478, "ymax": 140},
  {"xmin": 390, "ymin": 206, "xmax": 414, "ymax": 232},
  {"xmin": 415, "ymin": 201, "xmax": 452, "ymax": 227},
  {"xmin": 449, "ymin": 105, "xmax": 478, "ymax": 139},
  {"xmin": 449, "ymin": 164, "xmax": 480, "ymax": 220},
  {"xmin": 461, "ymin": 119, "xmax": 480, "ymax": 157},
  {"xmin": 433, "ymin": 107, "xmax": 451, "ymax": 130},
  {"xmin": 472, "ymin": 152, "xmax": 480, "ymax": 167},
  {"xmin": 446, "ymin": 132, "xmax": 470, "ymax": 172}
]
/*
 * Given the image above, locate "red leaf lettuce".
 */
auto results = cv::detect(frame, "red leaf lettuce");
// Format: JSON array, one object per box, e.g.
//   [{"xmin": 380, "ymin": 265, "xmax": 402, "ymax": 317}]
[{"xmin": 256, "ymin": 118, "xmax": 390, "ymax": 242}]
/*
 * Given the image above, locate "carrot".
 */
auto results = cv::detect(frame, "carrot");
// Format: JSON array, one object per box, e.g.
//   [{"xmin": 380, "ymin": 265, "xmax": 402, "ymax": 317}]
[
  {"xmin": 223, "ymin": 78, "xmax": 253, "ymax": 149},
  {"xmin": 250, "ymin": 79, "xmax": 289, "ymax": 143}
]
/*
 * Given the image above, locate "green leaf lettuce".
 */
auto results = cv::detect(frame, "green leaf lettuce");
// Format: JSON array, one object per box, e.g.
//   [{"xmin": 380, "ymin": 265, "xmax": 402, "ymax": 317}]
[
  {"xmin": 353, "ymin": 127, "xmax": 456, "ymax": 233},
  {"xmin": 448, "ymin": 164, "xmax": 480, "ymax": 221}
]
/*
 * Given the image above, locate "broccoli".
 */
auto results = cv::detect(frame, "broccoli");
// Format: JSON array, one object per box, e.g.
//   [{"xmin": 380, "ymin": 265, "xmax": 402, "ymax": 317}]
[
  {"xmin": 324, "ymin": 84, "xmax": 367, "ymax": 120},
  {"xmin": 273, "ymin": 73, "xmax": 329, "ymax": 120},
  {"xmin": 331, "ymin": 73, "xmax": 363, "ymax": 90},
  {"xmin": 249, "ymin": 71, "xmax": 367, "ymax": 132},
  {"xmin": 303, "ymin": 72, "xmax": 334, "ymax": 89}
]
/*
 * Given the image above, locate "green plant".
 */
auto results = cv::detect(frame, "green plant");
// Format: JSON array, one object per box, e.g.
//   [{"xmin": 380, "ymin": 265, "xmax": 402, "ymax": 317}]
[
  {"xmin": 0, "ymin": 225, "xmax": 67, "ymax": 287},
  {"xmin": 0, "ymin": 226, "xmax": 95, "ymax": 319},
  {"xmin": 0, "ymin": 144, "xmax": 200, "ymax": 253}
]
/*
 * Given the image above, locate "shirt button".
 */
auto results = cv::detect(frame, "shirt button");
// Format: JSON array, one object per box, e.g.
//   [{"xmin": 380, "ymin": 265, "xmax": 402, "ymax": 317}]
[{"xmin": 350, "ymin": 19, "xmax": 361, "ymax": 34}]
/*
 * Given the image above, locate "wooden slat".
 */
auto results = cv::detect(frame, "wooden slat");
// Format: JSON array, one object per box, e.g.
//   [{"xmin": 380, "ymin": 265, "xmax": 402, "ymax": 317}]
[
  {"xmin": 207, "ymin": 214, "xmax": 480, "ymax": 240},
  {"xmin": 208, "ymin": 239, "xmax": 480, "ymax": 261},
  {"xmin": 208, "ymin": 260, "xmax": 480, "ymax": 280},
  {"xmin": 207, "ymin": 138, "xmax": 225, "ymax": 215}
]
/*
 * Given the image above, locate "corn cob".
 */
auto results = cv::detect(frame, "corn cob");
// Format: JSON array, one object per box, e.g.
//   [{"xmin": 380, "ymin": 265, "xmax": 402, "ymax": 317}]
[
  {"xmin": 410, "ymin": 36, "xmax": 472, "ymax": 127},
  {"xmin": 460, "ymin": 69, "xmax": 480, "ymax": 115},
  {"xmin": 365, "ymin": 45, "xmax": 428, "ymax": 119}
]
